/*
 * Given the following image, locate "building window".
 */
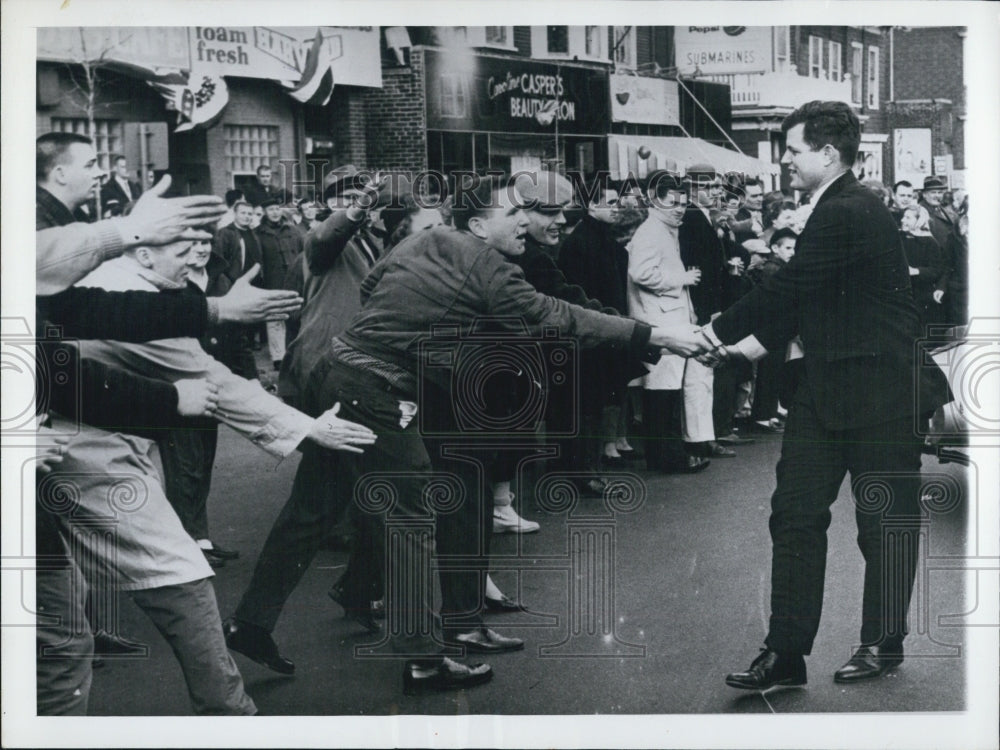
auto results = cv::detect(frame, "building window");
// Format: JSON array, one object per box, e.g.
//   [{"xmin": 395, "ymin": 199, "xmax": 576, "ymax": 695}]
[
  {"xmin": 532, "ymin": 26, "xmax": 609, "ymax": 60},
  {"xmin": 224, "ymin": 124, "xmax": 279, "ymax": 175},
  {"xmin": 808, "ymin": 36, "xmax": 824, "ymax": 78},
  {"xmin": 828, "ymin": 41, "xmax": 842, "ymax": 82},
  {"xmin": 585, "ymin": 26, "xmax": 602, "ymax": 58},
  {"xmin": 51, "ymin": 117, "xmax": 123, "ymax": 171},
  {"xmin": 867, "ymin": 46, "xmax": 880, "ymax": 109},
  {"xmin": 547, "ymin": 26, "xmax": 569, "ymax": 54},
  {"xmin": 612, "ymin": 26, "xmax": 636, "ymax": 68},
  {"xmin": 484, "ymin": 26, "xmax": 510, "ymax": 46},
  {"xmin": 773, "ymin": 27, "xmax": 790, "ymax": 73},
  {"xmin": 439, "ymin": 73, "xmax": 467, "ymax": 118},
  {"xmin": 850, "ymin": 42, "xmax": 863, "ymax": 103}
]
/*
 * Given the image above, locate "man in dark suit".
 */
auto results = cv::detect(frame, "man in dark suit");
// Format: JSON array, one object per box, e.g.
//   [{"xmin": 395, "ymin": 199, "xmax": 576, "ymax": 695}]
[
  {"xmin": 698, "ymin": 101, "xmax": 950, "ymax": 689},
  {"xmin": 100, "ymin": 155, "xmax": 142, "ymax": 215},
  {"xmin": 678, "ymin": 167, "xmax": 736, "ymax": 459}
]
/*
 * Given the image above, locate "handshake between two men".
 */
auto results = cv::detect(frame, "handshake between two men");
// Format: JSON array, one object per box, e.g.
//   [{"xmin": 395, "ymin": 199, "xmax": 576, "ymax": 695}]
[{"xmin": 648, "ymin": 324, "xmax": 742, "ymax": 368}]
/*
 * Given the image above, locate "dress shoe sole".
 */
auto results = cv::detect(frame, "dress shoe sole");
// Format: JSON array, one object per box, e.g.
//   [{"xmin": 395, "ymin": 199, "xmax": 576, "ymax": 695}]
[
  {"xmin": 445, "ymin": 638, "xmax": 525, "ymax": 654},
  {"xmin": 403, "ymin": 670, "xmax": 493, "ymax": 695},
  {"xmin": 725, "ymin": 675, "xmax": 806, "ymax": 690},
  {"xmin": 833, "ymin": 657, "xmax": 903, "ymax": 683},
  {"xmin": 492, "ymin": 524, "xmax": 540, "ymax": 534}
]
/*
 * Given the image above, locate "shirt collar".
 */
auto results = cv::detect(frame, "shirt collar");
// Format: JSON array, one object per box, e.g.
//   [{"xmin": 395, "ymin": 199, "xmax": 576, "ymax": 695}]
[{"xmin": 807, "ymin": 169, "xmax": 848, "ymax": 206}]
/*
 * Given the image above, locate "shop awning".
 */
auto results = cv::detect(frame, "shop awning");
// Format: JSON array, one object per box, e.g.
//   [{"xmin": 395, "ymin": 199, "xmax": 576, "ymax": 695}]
[{"xmin": 609, "ymin": 134, "xmax": 780, "ymax": 181}]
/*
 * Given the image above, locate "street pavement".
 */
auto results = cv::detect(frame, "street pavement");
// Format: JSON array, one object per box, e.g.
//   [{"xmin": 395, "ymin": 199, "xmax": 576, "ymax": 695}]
[{"xmin": 87, "ymin": 419, "xmax": 970, "ymax": 717}]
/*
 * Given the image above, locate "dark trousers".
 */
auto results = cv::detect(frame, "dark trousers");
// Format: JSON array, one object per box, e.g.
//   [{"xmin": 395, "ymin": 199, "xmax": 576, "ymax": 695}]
[
  {"xmin": 713, "ymin": 360, "xmax": 751, "ymax": 437},
  {"xmin": 764, "ymin": 396, "xmax": 924, "ymax": 655},
  {"xmin": 159, "ymin": 423, "xmax": 219, "ymax": 541},
  {"xmin": 642, "ymin": 389, "xmax": 688, "ymax": 470},
  {"xmin": 750, "ymin": 353, "xmax": 782, "ymax": 424},
  {"xmin": 234, "ymin": 356, "xmax": 437, "ymax": 655}
]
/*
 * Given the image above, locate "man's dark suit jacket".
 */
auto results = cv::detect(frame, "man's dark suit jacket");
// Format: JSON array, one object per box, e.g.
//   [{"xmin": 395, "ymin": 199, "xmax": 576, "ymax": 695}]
[
  {"xmin": 679, "ymin": 205, "xmax": 728, "ymax": 325},
  {"xmin": 712, "ymin": 171, "xmax": 950, "ymax": 431},
  {"xmin": 101, "ymin": 175, "xmax": 142, "ymax": 212}
]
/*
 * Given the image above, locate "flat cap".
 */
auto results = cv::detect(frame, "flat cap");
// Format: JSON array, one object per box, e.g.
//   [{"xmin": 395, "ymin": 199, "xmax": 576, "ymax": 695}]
[{"xmin": 513, "ymin": 170, "xmax": 574, "ymax": 210}]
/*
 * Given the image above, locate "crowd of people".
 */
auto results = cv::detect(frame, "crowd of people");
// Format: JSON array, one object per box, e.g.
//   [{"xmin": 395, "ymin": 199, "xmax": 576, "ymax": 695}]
[{"xmin": 32, "ymin": 99, "xmax": 964, "ymax": 714}]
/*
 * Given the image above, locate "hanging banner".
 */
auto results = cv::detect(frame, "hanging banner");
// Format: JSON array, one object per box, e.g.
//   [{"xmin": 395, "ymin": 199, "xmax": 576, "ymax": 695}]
[
  {"xmin": 284, "ymin": 29, "xmax": 335, "ymax": 106},
  {"xmin": 149, "ymin": 70, "xmax": 229, "ymax": 132}
]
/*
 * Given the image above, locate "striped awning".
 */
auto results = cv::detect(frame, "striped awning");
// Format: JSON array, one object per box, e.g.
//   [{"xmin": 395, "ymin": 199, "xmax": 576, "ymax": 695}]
[{"xmin": 609, "ymin": 134, "xmax": 780, "ymax": 181}]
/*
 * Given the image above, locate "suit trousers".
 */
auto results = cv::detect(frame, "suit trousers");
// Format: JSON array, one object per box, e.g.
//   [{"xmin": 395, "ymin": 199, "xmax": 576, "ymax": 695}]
[
  {"xmin": 764, "ymin": 395, "xmax": 924, "ymax": 655},
  {"xmin": 159, "ymin": 423, "xmax": 219, "ymax": 542}
]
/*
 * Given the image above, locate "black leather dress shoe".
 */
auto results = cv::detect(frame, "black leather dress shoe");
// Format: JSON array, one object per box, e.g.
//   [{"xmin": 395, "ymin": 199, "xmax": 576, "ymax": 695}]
[
  {"xmin": 402, "ymin": 657, "xmax": 493, "ymax": 695},
  {"xmin": 203, "ymin": 542, "xmax": 240, "ymax": 561},
  {"xmin": 725, "ymin": 649, "xmax": 806, "ymax": 690},
  {"xmin": 445, "ymin": 627, "xmax": 524, "ymax": 653},
  {"xmin": 92, "ymin": 630, "xmax": 149, "ymax": 657},
  {"xmin": 833, "ymin": 643, "xmax": 904, "ymax": 683},
  {"xmin": 327, "ymin": 586, "xmax": 382, "ymax": 634},
  {"xmin": 223, "ymin": 618, "xmax": 295, "ymax": 675},
  {"xmin": 484, "ymin": 594, "xmax": 526, "ymax": 613}
]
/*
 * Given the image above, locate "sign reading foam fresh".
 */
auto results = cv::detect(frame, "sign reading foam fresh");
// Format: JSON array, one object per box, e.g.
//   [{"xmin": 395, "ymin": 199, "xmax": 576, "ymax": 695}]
[{"xmin": 37, "ymin": 26, "xmax": 382, "ymax": 89}]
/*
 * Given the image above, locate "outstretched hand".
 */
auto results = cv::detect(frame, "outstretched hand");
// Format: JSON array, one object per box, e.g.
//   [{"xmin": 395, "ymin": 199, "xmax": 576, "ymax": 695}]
[
  {"xmin": 650, "ymin": 325, "xmax": 713, "ymax": 358},
  {"xmin": 118, "ymin": 175, "xmax": 226, "ymax": 246},
  {"xmin": 216, "ymin": 264, "xmax": 304, "ymax": 323},
  {"xmin": 308, "ymin": 403, "xmax": 378, "ymax": 453}
]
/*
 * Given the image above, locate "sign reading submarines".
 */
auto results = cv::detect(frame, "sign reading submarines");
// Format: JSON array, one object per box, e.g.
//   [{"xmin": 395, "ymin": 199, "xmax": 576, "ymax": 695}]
[
  {"xmin": 674, "ymin": 26, "xmax": 772, "ymax": 75},
  {"xmin": 424, "ymin": 49, "xmax": 609, "ymax": 135}
]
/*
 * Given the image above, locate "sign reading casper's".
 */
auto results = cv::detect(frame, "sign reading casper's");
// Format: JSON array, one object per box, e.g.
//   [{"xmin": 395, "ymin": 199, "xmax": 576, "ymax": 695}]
[{"xmin": 424, "ymin": 49, "xmax": 609, "ymax": 135}]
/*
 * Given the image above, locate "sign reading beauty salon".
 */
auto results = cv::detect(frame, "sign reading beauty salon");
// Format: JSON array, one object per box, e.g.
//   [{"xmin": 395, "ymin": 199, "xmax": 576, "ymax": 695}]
[
  {"xmin": 674, "ymin": 26, "xmax": 771, "ymax": 75},
  {"xmin": 424, "ymin": 49, "xmax": 609, "ymax": 135}
]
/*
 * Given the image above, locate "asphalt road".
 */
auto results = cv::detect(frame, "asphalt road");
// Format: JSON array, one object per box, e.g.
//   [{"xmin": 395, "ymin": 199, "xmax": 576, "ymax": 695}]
[{"xmin": 87, "ymin": 421, "xmax": 969, "ymax": 717}]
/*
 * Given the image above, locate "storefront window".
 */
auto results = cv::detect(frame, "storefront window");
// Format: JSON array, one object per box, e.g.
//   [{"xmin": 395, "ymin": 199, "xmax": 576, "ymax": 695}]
[
  {"xmin": 224, "ymin": 124, "xmax": 279, "ymax": 175},
  {"xmin": 51, "ymin": 117, "xmax": 123, "ymax": 171}
]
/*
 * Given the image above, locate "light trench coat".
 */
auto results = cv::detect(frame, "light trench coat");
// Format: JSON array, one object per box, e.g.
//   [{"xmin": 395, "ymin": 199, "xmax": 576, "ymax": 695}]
[{"xmin": 626, "ymin": 213, "xmax": 697, "ymax": 390}]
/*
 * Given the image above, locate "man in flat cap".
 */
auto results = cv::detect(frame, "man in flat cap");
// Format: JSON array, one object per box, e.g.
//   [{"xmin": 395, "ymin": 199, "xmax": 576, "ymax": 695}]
[{"xmin": 918, "ymin": 175, "xmax": 957, "ymax": 251}]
